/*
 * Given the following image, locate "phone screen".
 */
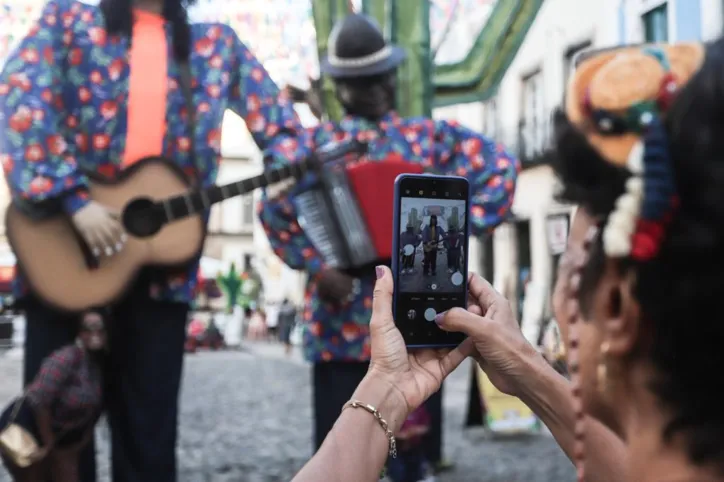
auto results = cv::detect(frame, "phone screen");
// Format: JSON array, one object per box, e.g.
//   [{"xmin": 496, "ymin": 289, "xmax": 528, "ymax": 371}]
[{"xmin": 394, "ymin": 175, "xmax": 469, "ymax": 347}]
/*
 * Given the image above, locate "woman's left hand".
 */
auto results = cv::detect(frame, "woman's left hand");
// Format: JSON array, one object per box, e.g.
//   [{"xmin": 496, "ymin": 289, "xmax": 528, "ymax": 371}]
[{"xmin": 359, "ymin": 266, "xmax": 475, "ymax": 416}]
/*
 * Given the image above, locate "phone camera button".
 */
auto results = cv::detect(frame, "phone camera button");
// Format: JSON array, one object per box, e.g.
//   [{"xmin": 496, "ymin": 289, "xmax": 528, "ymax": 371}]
[
  {"xmin": 424, "ymin": 308, "xmax": 437, "ymax": 322},
  {"xmin": 407, "ymin": 309, "xmax": 416, "ymax": 320}
]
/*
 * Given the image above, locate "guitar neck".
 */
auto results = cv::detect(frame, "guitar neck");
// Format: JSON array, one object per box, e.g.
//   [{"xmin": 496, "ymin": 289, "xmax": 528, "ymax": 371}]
[
  {"xmin": 153, "ymin": 138, "xmax": 366, "ymax": 225},
  {"xmin": 160, "ymin": 160, "xmax": 309, "ymax": 223}
]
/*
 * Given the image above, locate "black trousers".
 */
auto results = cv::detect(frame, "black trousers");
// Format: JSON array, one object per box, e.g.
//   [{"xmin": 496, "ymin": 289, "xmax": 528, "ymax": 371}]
[
  {"xmin": 423, "ymin": 251, "xmax": 437, "ymax": 275},
  {"xmin": 22, "ymin": 275, "xmax": 188, "ymax": 482},
  {"xmin": 312, "ymin": 361, "xmax": 443, "ymax": 463},
  {"xmin": 447, "ymin": 249, "xmax": 461, "ymax": 270}
]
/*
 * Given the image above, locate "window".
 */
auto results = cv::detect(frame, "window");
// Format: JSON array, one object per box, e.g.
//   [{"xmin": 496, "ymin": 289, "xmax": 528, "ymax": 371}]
[
  {"xmin": 520, "ymin": 70, "xmax": 545, "ymax": 159},
  {"xmin": 643, "ymin": 4, "xmax": 668, "ymax": 42},
  {"xmin": 244, "ymin": 254, "xmax": 253, "ymax": 271},
  {"xmin": 482, "ymin": 99, "xmax": 498, "ymax": 139},
  {"xmin": 242, "ymin": 195, "xmax": 255, "ymax": 230},
  {"xmin": 563, "ymin": 41, "xmax": 592, "ymax": 93}
]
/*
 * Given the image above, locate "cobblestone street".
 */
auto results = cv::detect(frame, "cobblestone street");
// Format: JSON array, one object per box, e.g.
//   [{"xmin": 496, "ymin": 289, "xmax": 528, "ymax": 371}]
[{"xmin": 0, "ymin": 345, "xmax": 574, "ymax": 482}]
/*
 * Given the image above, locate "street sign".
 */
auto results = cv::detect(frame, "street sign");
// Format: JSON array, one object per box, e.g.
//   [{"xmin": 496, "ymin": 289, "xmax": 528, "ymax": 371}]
[{"xmin": 546, "ymin": 214, "xmax": 569, "ymax": 255}]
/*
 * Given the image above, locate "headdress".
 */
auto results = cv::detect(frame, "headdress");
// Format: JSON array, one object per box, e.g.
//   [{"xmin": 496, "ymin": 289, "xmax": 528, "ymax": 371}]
[{"xmin": 566, "ymin": 43, "xmax": 704, "ymax": 261}]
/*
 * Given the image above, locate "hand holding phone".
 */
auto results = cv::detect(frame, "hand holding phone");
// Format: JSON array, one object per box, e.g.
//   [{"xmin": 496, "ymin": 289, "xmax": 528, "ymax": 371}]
[{"xmin": 391, "ymin": 174, "xmax": 470, "ymax": 348}]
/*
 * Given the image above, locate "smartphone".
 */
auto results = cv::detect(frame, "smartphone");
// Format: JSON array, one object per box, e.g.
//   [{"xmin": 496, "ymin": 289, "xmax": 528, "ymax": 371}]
[{"xmin": 392, "ymin": 174, "xmax": 470, "ymax": 348}]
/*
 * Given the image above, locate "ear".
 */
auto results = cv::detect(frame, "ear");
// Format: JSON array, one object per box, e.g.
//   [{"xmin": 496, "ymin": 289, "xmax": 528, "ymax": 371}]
[{"xmin": 597, "ymin": 259, "xmax": 641, "ymax": 358}]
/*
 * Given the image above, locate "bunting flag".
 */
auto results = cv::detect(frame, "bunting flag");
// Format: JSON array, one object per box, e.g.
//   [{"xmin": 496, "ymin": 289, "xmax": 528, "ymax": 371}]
[{"xmin": 0, "ymin": 0, "xmax": 45, "ymax": 67}]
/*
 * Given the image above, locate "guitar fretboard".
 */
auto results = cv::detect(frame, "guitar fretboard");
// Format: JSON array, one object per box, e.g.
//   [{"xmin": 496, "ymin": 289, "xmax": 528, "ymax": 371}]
[
  {"xmin": 160, "ymin": 161, "xmax": 309, "ymax": 223},
  {"xmin": 157, "ymin": 139, "xmax": 366, "ymax": 223}
]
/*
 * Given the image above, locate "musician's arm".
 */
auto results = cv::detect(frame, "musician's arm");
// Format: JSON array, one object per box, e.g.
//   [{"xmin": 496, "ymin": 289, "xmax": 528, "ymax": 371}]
[
  {"xmin": 226, "ymin": 34, "xmax": 310, "ymax": 168},
  {"xmin": 257, "ymin": 190, "xmax": 326, "ymax": 276},
  {"xmin": 432, "ymin": 120, "xmax": 519, "ymax": 235},
  {"xmin": 0, "ymin": 0, "xmax": 91, "ymax": 215}
]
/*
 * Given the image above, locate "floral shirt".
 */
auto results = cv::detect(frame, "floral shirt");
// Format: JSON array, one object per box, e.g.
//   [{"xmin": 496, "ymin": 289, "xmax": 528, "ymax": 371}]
[
  {"xmin": 0, "ymin": 0, "xmax": 304, "ymax": 303},
  {"xmin": 258, "ymin": 113, "xmax": 519, "ymax": 362}
]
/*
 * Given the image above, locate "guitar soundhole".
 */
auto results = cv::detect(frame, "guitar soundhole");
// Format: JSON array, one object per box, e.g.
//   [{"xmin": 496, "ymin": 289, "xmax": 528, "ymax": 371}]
[{"xmin": 122, "ymin": 197, "xmax": 164, "ymax": 238}]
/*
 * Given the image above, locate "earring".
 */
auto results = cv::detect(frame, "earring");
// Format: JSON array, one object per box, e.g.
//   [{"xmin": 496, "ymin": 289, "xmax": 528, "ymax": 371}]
[{"xmin": 597, "ymin": 341, "xmax": 610, "ymax": 394}]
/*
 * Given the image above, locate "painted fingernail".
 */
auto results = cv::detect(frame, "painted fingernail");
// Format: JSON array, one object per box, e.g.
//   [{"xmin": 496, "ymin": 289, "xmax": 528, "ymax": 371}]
[
  {"xmin": 92, "ymin": 247, "xmax": 101, "ymax": 257},
  {"xmin": 121, "ymin": 233, "xmax": 128, "ymax": 242},
  {"xmin": 375, "ymin": 266, "xmax": 384, "ymax": 280},
  {"xmin": 115, "ymin": 243, "xmax": 123, "ymax": 252},
  {"xmin": 105, "ymin": 247, "xmax": 113, "ymax": 256},
  {"xmin": 435, "ymin": 311, "xmax": 447, "ymax": 325}
]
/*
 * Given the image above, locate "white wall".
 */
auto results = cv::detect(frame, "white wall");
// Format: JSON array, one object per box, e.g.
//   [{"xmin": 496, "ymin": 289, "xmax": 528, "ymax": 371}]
[{"xmin": 701, "ymin": 0, "xmax": 723, "ymax": 40}]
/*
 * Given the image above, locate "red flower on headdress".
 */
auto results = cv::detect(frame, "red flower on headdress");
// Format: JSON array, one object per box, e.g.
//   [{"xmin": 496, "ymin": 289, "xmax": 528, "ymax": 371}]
[{"xmin": 630, "ymin": 219, "xmax": 665, "ymax": 260}]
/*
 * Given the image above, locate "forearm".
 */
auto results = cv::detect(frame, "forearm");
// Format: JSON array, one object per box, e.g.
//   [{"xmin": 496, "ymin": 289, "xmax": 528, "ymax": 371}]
[
  {"xmin": 31, "ymin": 404, "xmax": 55, "ymax": 447},
  {"xmin": 292, "ymin": 376, "xmax": 408, "ymax": 482},
  {"xmin": 516, "ymin": 352, "xmax": 627, "ymax": 482}
]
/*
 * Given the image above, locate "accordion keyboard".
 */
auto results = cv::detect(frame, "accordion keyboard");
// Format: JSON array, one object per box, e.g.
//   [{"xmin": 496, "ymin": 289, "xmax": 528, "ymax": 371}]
[{"xmin": 295, "ymin": 189, "xmax": 347, "ymax": 268}]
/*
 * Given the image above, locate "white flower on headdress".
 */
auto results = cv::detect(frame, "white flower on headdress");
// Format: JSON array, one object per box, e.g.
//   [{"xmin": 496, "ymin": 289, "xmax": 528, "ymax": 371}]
[{"xmin": 602, "ymin": 141, "xmax": 645, "ymax": 257}]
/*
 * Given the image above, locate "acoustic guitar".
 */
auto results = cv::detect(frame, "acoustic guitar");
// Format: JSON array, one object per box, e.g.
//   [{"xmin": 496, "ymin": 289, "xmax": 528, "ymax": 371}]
[{"xmin": 6, "ymin": 141, "xmax": 365, "ymax": 313}]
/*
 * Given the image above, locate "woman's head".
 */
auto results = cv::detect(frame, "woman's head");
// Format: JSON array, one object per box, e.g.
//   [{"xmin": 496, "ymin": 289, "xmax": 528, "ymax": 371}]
[
  {"xmin": 552, "ymin": 39, "xmax": 724, "ymax": 471},
  {"xmin": 78, "ymin": 311, "xmax": 107, "ymax": 352}
]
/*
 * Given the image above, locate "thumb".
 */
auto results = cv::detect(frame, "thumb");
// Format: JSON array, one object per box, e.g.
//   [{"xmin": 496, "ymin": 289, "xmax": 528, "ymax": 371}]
[
  {"xmin": 435, "ymin": 307, "xmax": 488, "ymax": 338},
  {"xmin": 370, "ymin": 266, "xmax": 394, "ymax": 333}
]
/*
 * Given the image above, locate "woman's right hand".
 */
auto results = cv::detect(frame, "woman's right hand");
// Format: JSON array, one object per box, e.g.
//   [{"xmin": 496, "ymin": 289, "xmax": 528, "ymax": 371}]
[{"xmin": 435, "ymin": 272, "xmax": 546, "ymax": 398}]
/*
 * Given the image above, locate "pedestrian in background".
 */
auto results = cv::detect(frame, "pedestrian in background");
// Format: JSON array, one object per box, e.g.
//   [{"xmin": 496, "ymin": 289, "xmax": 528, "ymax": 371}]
[
  {"xmin": 248, "ymin": 309, "xmax": 268, "ymax": 342},
  {"xmin": 278, "ymin": 299, "xmax": 297, "ymax": 356},
  {"xmin": 0, "ymin": 311, "xmax": 106, "ymax": 482},
  {"xmin": 387, "ymin": 405, "xmax": 434, "ymax": 482},
  {"xmin": 266, "ymin": 304, "xmax": 280, "ymax": 342}
]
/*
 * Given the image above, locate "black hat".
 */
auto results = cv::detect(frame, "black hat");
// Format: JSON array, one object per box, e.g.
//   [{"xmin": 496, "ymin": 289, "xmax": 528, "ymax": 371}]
[{"xmin": 320, "ymin": 14, "xmax": 406, "ymax": 78}]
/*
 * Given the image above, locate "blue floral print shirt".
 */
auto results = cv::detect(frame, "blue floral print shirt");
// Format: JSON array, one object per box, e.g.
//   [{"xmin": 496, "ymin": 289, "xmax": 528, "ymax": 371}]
[
  {"xmin": 258, "ymin": 113, "xmax": 519, "ymax": 362},
  {"xmin": 0, "ymin": 0, "xmax": 304, "ymax": 303}
]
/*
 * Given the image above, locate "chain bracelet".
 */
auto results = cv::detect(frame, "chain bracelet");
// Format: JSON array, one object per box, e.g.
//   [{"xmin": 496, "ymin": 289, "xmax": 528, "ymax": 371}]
[{"xmin": 342, "ymin": 399, "xmax": 398, "ymax": 459}]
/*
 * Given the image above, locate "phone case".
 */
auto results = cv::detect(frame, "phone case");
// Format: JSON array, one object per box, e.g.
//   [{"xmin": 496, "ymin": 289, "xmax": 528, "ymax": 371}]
[{"xmin": 391, "ymin": 173, "xmax": 471, "ymax": 348}]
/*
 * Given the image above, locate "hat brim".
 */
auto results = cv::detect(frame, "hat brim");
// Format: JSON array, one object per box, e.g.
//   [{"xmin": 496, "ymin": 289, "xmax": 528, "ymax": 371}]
[
  {"xmin": 320, "ymin": 46, "xmax": 407, "ymax": 78},
  {"xmin": 565, "ymin": 43, "xmax": 704, "ymax": 166}
]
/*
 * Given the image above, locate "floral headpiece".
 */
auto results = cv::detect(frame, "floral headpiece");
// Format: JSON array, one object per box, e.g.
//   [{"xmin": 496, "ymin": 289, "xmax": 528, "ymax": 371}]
[{"xmin": 565, "ymin": 43, "xmax": 704, "ymax": 261}]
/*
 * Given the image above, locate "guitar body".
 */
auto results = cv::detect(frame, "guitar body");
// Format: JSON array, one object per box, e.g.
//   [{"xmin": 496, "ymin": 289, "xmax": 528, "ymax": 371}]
[{"xmin": 6, "ymin": 158, "xmax": 205, "ymax": 313}]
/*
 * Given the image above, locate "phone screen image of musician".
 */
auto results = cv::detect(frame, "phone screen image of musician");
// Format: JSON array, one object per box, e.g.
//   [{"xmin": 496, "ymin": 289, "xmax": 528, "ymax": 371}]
[
  {"xmin": 394, "ymin": 176, "xmax": 469, "ymax": 347},
  {"xmin": 398, "ymin": 197, "xmax": 467, "ymax": 294}
]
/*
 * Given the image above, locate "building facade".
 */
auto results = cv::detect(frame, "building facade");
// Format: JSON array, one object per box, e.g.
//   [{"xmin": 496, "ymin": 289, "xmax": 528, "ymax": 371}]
[{"xmin": 436, "ymin": 0, "xmax": 722, "ymax": 345}]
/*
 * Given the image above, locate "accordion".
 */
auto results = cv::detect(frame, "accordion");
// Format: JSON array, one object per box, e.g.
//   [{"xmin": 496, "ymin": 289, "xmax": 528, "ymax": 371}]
[{"xmin": 295, "ymin": 141, "xmax": 424, "ymax": 271}]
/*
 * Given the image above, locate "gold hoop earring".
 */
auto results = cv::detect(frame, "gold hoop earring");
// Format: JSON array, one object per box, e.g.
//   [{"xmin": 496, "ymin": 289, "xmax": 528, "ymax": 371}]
[{"xmin": 597, "ymin": 341, "xmax": 610, "ymax": 394}]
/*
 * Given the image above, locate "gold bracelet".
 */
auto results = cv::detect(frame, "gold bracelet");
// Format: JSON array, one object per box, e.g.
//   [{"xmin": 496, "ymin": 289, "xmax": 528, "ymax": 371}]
[{"xmin": 342, "ymin": 399, "xmax": 398, "ymax": 459}]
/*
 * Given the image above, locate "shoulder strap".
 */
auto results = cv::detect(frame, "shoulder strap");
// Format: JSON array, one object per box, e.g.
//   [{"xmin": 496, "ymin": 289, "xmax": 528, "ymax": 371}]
[{"xmin": 178, "ymin": 61, "xmax": 200, "ymax": 186}]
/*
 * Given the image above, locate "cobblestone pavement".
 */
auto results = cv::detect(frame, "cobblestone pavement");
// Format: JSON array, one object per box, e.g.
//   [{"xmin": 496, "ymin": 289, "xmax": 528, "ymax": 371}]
[{"xmin": 0, "ymin": 345, "xmax": 574, "ymax": 482}]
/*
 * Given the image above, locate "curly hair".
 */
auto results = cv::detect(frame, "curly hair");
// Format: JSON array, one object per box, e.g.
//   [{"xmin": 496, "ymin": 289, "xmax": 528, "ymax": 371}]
[
  {"xmin": 100, "ymin": 0, "xmax": 197, "ymax": 61},
  {"xmin": 553, "ymin": 38, "xmax": 724, "ymax": 471}
]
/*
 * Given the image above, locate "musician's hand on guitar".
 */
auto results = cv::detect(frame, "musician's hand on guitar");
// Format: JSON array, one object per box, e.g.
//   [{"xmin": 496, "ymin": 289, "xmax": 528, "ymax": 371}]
[
  {"xmin": 317, "ymin": 268, "xmax": 356, "ymax": 304},
  {"xmin": 72, "ymin": 201, "xmax": 126, "ymax": 258}
]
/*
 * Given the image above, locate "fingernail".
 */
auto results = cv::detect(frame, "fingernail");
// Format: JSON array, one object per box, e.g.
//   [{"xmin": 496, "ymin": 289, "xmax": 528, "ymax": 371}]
[
  {"xmin": 435, "ymin": 311, "xmax": 447, "ymax": 325},
  {"xmin": 105, "ymin": 247, "xmax": 113, "ymax": 256},
  {"xmin": 115, "ymin": 243, "xmax": 123, "ymax": 252},
  {"xmin": 375, "ymin": 266, "xmax": 384, "ymax": 280},
  {"xmin": 92, "ymin": 248, "xmax": 100, "ymax": 257},
  {"xmin": 121, "ymin": 233, "xmax": 128, "ymax": 242}
]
